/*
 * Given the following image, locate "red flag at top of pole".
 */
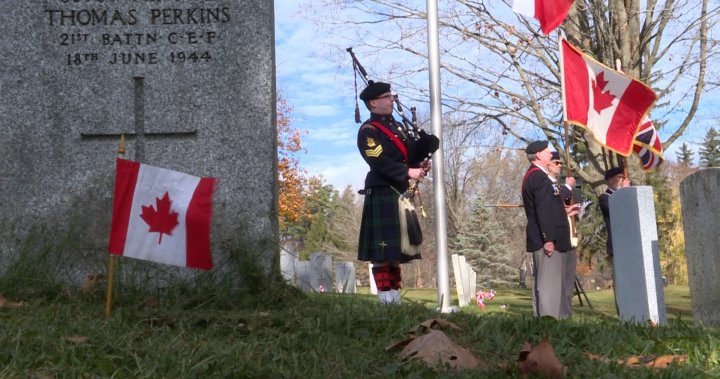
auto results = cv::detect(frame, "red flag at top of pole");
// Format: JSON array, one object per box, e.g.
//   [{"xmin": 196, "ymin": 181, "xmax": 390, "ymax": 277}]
[
  {"xmin": 512, "ymin": 0, "xmax": 575, "ymax": 35},
  {"xmin": 560, "ymin": 38, "xmax": 657, "ymax": 156}
]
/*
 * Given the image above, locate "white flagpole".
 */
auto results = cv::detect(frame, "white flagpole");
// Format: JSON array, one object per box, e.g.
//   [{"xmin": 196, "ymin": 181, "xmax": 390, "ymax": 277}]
[{"xmin": 426, "ymin": 0, "xmax": 452, "ymax": 313}]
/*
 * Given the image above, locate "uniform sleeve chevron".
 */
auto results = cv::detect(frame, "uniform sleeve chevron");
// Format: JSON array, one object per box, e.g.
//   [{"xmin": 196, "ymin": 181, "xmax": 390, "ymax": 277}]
[{"xmin": 364, "ymin": 145, "xmax": 383, "ymax": 158}]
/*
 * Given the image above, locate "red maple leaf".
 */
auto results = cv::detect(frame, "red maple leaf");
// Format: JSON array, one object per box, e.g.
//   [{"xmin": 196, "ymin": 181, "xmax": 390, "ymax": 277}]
[
  {"xmin": 592, "ymin": 71, "xmax": 616, "ymax": 113},
  {"xmin": 140, "ymin": 192, "xmax": 179, "ymax": 244}
]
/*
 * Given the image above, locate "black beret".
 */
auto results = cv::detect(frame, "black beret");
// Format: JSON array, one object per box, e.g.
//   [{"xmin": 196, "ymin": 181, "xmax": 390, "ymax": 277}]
[
  {"xmin": 525, "ymin": 140, "xmax": 548, "ymax": 154},
  {"xmin": 550, "ymin": 151, "xmax": 561, "ymax": 161},
  {"xmin": 359, "ymin": 80, "xmax": 391, "ymax": 101},
  {"xmin": 604, "ymin": 167, "xmax": 623, "ymax": 180}
]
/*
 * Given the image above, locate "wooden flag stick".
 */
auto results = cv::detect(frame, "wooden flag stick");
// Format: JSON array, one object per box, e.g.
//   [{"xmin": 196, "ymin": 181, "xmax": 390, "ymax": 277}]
[
  {"xmin": 105, "ymin": 256, "xmax": 115, "ymax": 318},
  {"xmin": 485, "ymin": 203, "xmax": 524, "ymax": 208},
  {"xmin": 564, "ymin": 120, "xmax": 578, "ymax": 243},
  {"xmin": 105, "ymin": 135, "xmax": 125, "ymax": 318}
]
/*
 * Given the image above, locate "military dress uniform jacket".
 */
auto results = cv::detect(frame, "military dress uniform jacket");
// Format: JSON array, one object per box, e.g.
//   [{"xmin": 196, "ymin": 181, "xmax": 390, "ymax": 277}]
[
  {"xmin": 521, "ymin": 165, "xmax": 572, "ymax": 252},
  {"xmin": 357, "ymin": 113, "xmax": 437, "ymax": 191},
  {"xmin": 356, "ymin": 113, "xmax": 439, "ymax": 263},
  {"xmin": 599, "ymin": 188, "xmax": 614, "ymax": 256},
  {"xmin": 559, "ymin": 183, "xmax": 573, "ymax": 205}
]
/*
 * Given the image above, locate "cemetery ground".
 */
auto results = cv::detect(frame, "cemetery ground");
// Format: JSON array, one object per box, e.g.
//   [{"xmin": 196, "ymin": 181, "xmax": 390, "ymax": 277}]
[{"xmin": 0, "ymin": 277, "xmax": 717, "ymax": 378}]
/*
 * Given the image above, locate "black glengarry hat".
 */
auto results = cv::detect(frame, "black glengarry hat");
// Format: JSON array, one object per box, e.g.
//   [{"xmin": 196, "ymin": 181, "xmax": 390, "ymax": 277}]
[
  {"xmin": 550, "ymin": 151, "xmax": 561, "ymax": 160},
  {"xmin": 359, "ymin": 80, "xmax": 391, "ymax": 101},
  {"xmin": 525, "ymin": 140, "xmax": 548, "ymax": 154},
  {"xmin": 604, "ymin": 167, "xmax": 624, "ymax": 180}
]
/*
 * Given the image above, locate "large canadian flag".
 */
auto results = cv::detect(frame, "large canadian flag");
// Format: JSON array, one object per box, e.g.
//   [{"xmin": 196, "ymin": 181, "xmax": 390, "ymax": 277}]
[
  {"xmin": 561, "ymin": 38, "xmax": 657, "ymax": 156},
  {"xmin": 108, "ymin": 158, "xmax": 216, "ymax": 270},
  {"xmin": 512, "ymin": 0, "xmax": 575, "ymax": 35}
]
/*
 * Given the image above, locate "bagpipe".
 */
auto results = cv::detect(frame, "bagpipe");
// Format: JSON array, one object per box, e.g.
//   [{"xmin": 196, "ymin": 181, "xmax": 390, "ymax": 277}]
[
  {"xmin": 348, "ymin": 48, "xmax": 441, "ymax": 256},
  {"xmin": 347, "ymin": 47, "xmax": 439, "ymax": 160}
]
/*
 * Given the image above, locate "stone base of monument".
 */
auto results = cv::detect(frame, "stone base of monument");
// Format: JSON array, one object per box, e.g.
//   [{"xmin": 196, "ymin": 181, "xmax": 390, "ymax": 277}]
[{"xmin": 610, "ymin": 186, "xmax": 667, "ymax": 325}]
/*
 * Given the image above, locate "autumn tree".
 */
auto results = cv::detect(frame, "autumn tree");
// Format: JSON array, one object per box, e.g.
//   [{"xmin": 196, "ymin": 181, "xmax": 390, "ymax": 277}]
[{"xmin": 277, "ymin": 94, "xmax": 309, "ymax": 240}]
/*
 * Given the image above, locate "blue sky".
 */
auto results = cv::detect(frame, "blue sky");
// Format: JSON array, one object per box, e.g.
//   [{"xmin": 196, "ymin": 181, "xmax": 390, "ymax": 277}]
[
  {"xmin": 275, "ymin": 2, "xmax": 366, "ymax": 191},
  {"xmin": 274, "ymin": 1, "xmax": 719, "ymax": 191}
]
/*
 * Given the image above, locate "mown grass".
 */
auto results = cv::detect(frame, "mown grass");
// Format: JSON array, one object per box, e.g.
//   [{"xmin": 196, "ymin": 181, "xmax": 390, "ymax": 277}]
[{"xmin": 0, "ymin": 281, "xmax": 717, "ymax": 378}]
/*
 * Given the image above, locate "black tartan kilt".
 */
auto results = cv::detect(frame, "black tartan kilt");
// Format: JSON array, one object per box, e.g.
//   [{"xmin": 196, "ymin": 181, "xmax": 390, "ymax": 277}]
[{"xmin": 357, "ymin": 186, "xmax": 421, "ymax": 263}]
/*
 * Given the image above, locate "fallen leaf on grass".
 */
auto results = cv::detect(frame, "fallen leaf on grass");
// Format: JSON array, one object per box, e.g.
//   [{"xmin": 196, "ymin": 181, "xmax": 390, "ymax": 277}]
[
  {"xmin": 624, "ymin": 354, "xmax": 688, "ymax": 368},
  {"xmin": 66, "ymin": 335, "xmax": 88, "ymax": 344},
  {"xmin": 585, "ymin": 352, "xmax": 687, "ymax": 369},
  {"xmin": 517, "ymin": 338, "xmax": 566, "ymax": 378},
  {"xmin": 385, "ymin": 318, "xmax": 483, "ymax": 370},
  {"xmin": 399, "ymin": 329, "xmax": 481, "ymax": 369},
  {"xmin": 386, "ymin": 318, "xmax": 464, "ymax": 351},
  {"xmin": 0, "ymin": 294, "xmax": 25, "ymax": 308},
  {"xmin": 407, "ymin": 318, "xmax": 462, "ymax": 336}
]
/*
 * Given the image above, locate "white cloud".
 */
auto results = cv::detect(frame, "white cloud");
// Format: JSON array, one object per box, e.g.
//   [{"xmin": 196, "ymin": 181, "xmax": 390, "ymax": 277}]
[
  {"xmin": 306, "ymin": 124, "xmax": 355, "ymax": 144},
  {"xmin": 305, "ymin": 152, "xmax": 367, "ymax": 191},
  {"xmin": 297, "ymin": 104, "xmax": 337, "ymax": 117}
]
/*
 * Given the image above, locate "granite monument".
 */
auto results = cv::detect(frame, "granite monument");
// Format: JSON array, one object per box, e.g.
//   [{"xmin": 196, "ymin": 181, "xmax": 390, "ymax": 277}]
[
  {"xmin": 679, "ymin": 168, "xmax": 720, "ymax": 327},
  {"xmin": 0, "ymin": 1, "xmax": 278, "ymax": 284}
]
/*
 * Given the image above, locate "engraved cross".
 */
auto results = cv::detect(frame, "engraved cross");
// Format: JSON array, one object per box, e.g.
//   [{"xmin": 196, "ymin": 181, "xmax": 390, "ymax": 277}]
[{"xmin": 80, "ymin": 77, "xmax": 196, "ymax": 161}]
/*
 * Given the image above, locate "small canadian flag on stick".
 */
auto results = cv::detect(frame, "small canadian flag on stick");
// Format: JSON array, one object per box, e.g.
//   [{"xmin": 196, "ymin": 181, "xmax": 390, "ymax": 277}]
[{"xmin": 108, "ymin": 158, "xmax": 216, "ymax": 270}]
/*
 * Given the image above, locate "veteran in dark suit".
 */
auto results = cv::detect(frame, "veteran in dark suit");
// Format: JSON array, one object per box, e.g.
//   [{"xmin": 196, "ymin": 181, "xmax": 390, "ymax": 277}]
[
  {"xmin": 521, "ymin": 141, "xmax": 579, "ymax": 318},
  {"xmin": 599, "ymin": 166, "xmax": 630, "ymax": 258},
  {"xmin": 598, "ymin": 166, "xmax": 630, "ymax": 314},
  {"xmin": 550, "ymin": 151, "xmax": 575, "ymax": 205},
  {"xmin": 356, "ymin": 81, "xmax": 439, "ymax": 304}
]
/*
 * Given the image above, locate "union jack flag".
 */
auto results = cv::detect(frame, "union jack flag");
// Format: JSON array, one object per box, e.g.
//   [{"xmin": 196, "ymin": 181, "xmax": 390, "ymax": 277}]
[{"xmin": 632, "ymin": 116, "xmax": 663, "ymax": 171}]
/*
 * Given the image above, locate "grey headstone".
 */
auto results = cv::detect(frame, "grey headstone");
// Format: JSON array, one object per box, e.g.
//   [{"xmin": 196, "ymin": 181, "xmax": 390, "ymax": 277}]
[
  {"xmin": 280, "ymin": 249, "xmax": 298, "ymax": 284},
  {"xmin": 451, "ymin": 254, "xmax": 468, "ymax": 307},
  {"xmin": 451, "ymin": 254, "xmax": 477, "ymax": 307},
  {"xmin": 335, "ymin": 262, "xmax": 356, "ymax": 293},
  {"xmin": 680, "ymin": 169, "xmax": 720, "ymax": 327},
  {"xmin": 294, "ymin": 261, "xmax": 312, "ymax": 292},
  {"xmin": 0, "ymin": 2, "xmax": 277, "ymax": 284},
  {"xmin": 309, "ymin": 252, "xmax": 333, "ymax": 292},
  {"xmin": 610, "ymin": 186, "xmax": 667, "ymax": 324}
]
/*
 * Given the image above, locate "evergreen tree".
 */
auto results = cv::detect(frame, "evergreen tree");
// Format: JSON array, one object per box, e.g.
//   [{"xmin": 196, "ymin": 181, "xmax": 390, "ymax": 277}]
[
  {"xmin": 677, "ymin": 142, "xmax": 694, "ymax": 166},
  {"xmin": 299, "ymin": 178, "xmax": 338, "ymax": 258},
  {"xmin": 698, "ymin": 128, "xmax": 720, "ymax": 168},
  {"xmin": 450, "ymin": 196, "xmax": 516, "ymax": 287},
  {"xmin": 326, "ymin": 186, "xmax": 362, "ymax": 257}
]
